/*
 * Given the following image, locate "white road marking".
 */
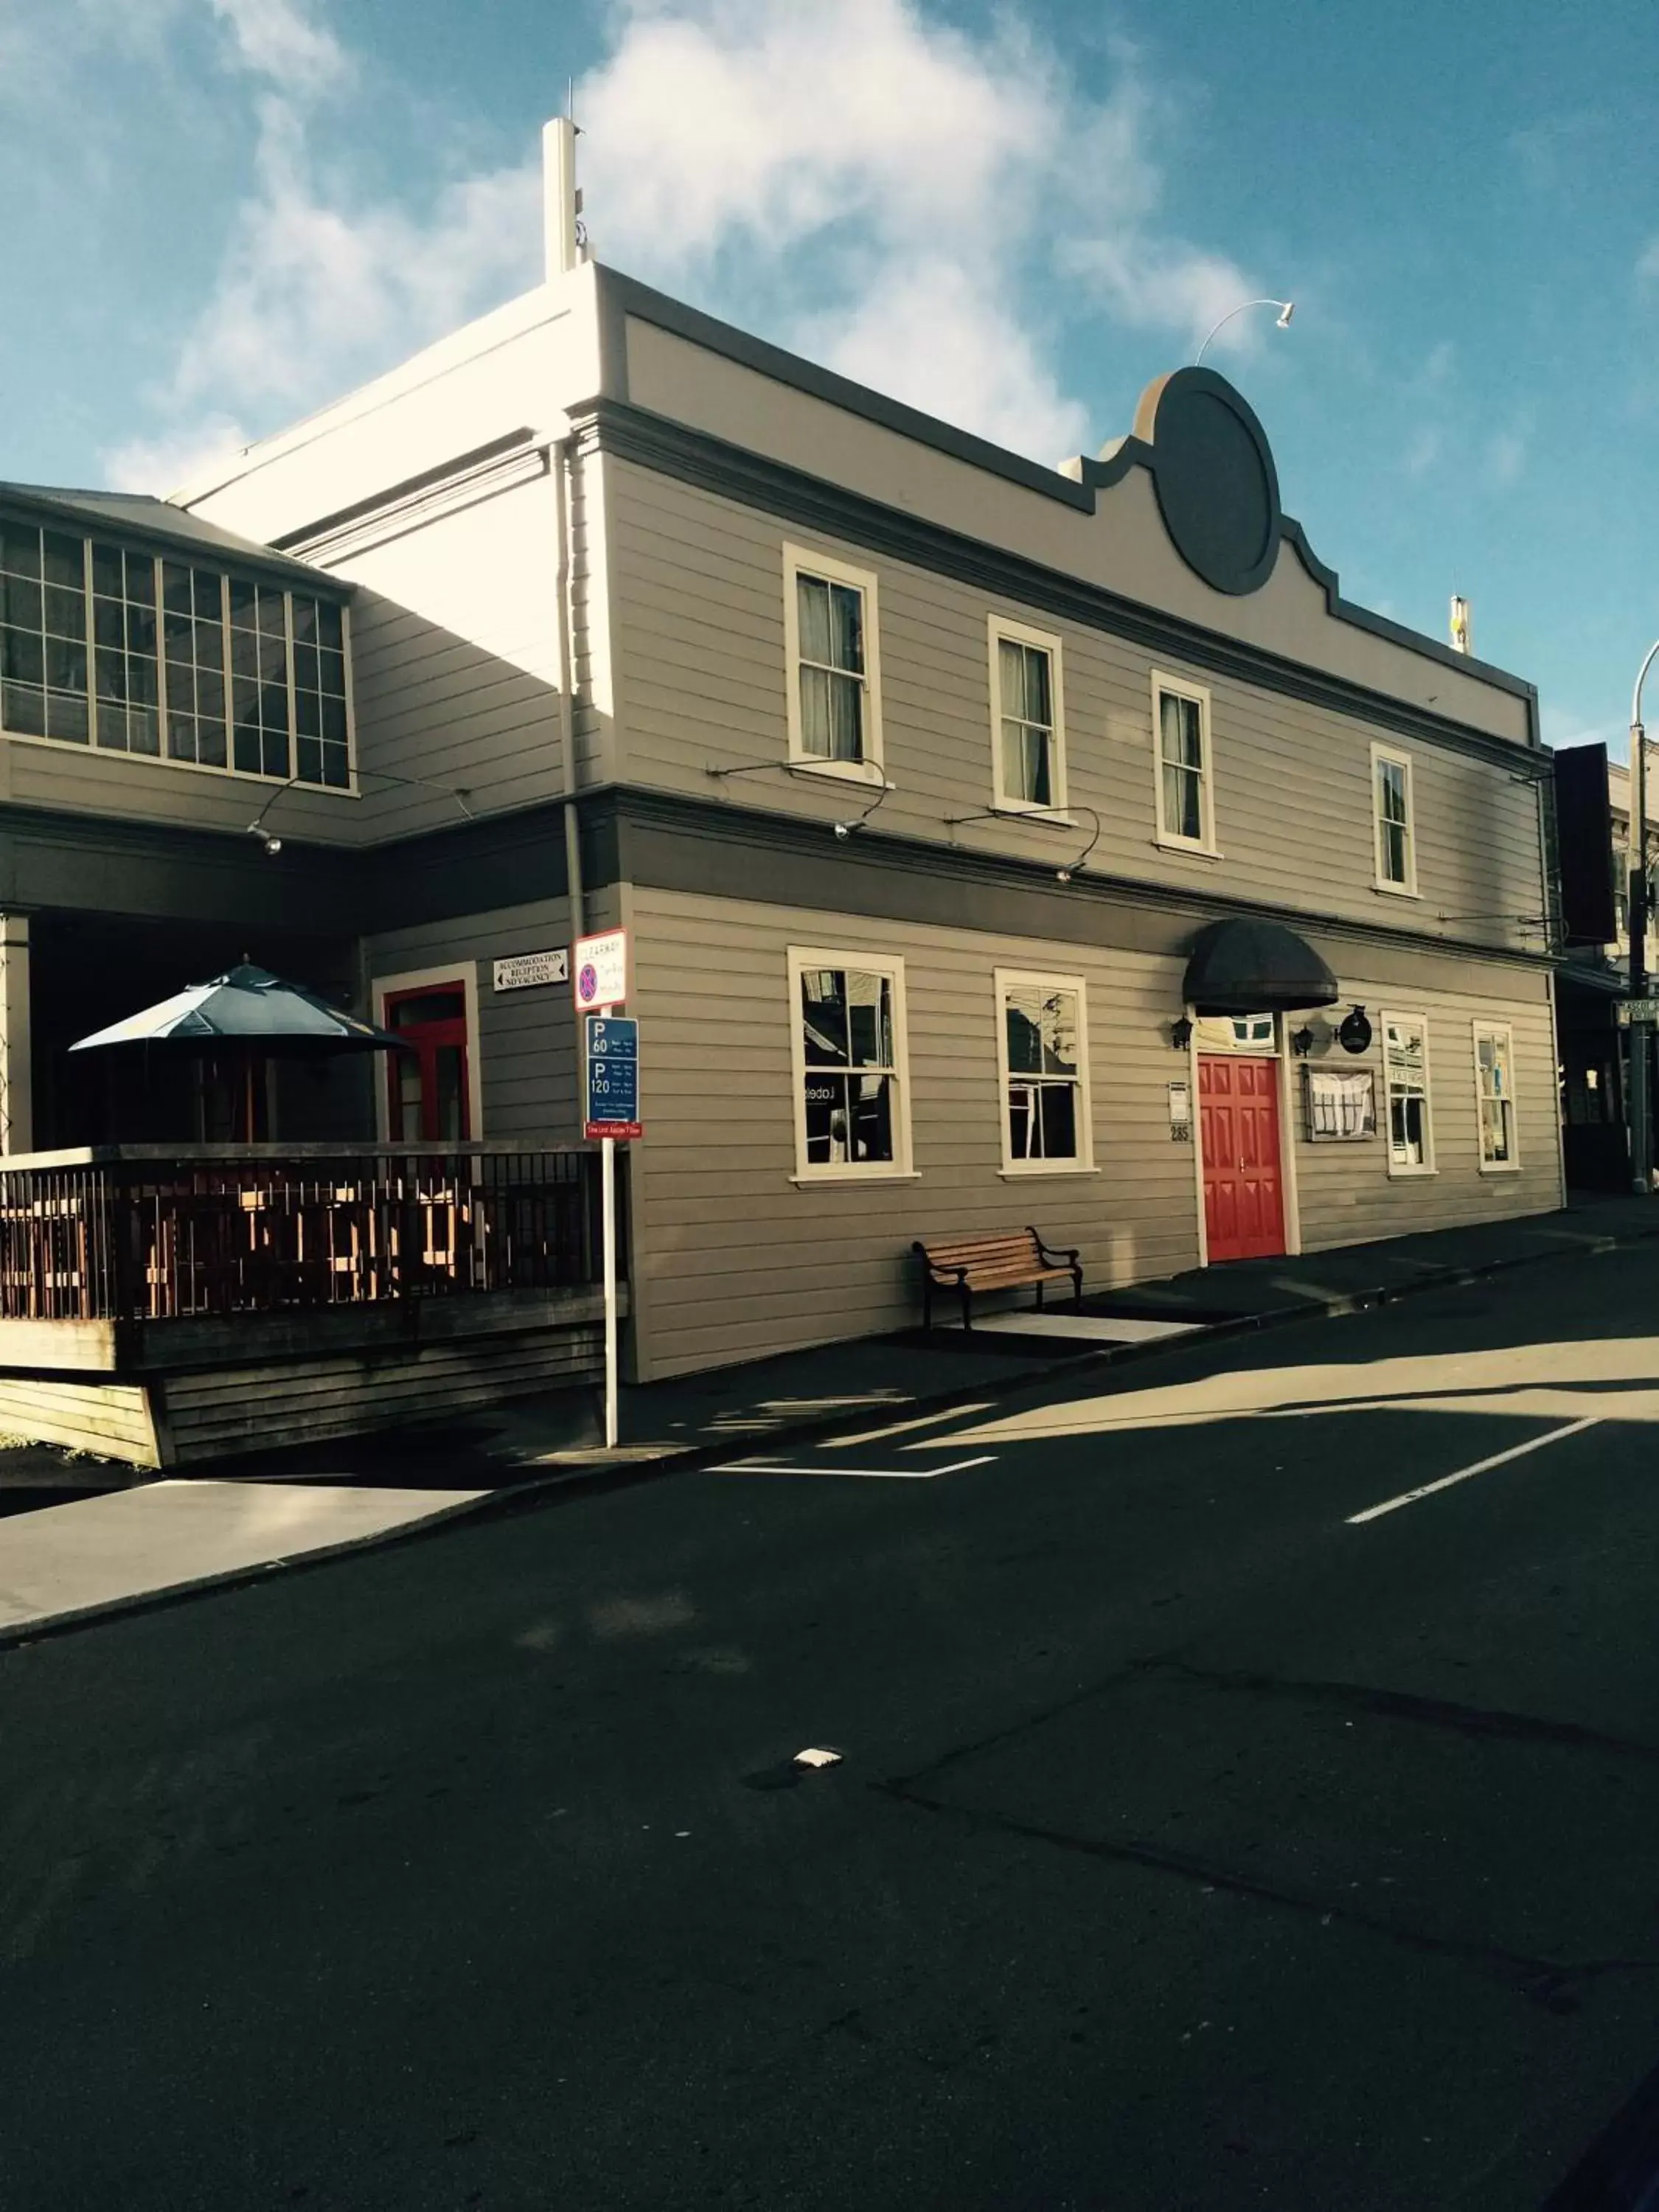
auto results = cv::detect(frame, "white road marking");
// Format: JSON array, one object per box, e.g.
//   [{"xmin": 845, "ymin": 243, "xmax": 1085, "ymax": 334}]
[
  {"xmin": 815, "ymin": 1403, "xmax": 996, "ymax": 1449},
  {"xmin": 1346, "ymin": 1416, "xmax": 1601, "ymax": 1524},
  {"xmin": 709, "ymin": 1455, "xmax": 998, "ymax": 1480}
]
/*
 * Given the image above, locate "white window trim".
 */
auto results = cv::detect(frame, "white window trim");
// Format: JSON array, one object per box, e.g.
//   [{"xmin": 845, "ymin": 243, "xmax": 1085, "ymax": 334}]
[
  {"xmin": 988, "ymin": 613, "xmax": 1068, "ymax": 818},
  {"xmin": 370, "ymin": 962, "xmax": 484, "ymax": 1141},
  {"xmin": 1472, "ymin": 1019, "xmax": 1522, "ymax": 1174},
  {"xmin": 1381, "ymin": 1006, "xmax": 1436, "ymax": 1178},
  {"xmin": 1151, "ymin": 670, "xmax": 1218, "ymax": 855},
  {"xmin": 993, "ymin": 968, "xmax": 1095, "ymax": 1176},
  {"xmin": 787, "ymin": 945, "xmax": 914, "ymax": 1183},
  {"xmin": 1371, "ymin": 742, "xmax": 1419, "ymax": 897},
  {"xmin": 782, "ymin": 544, "xmax": 883, "ymax": 782}
]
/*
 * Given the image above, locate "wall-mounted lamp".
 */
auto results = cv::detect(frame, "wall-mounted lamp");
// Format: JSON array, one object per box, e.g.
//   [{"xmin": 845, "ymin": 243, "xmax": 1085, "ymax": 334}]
[
  {"xmin": 245, "ymin": 822, "xmax": 282, "ymax": 858},
  {"xmin": 1169, "ymin": 1015, "xmax": 1194, "ymax": 1050},
  {"xmin": 1338, "ymin": 1006, "xmax": 1373, "ymax": 1055},
  {"xmin": 1291, "ymin": 1024, "xmax": 1316, "ymax": 1058},
  {"xmin": 946, "ymin": 802, "xmax": 1102, "ymax": 883},
  {"xmin": 832, "ymin": 780, "xmax": 897, "ymax": 838}
]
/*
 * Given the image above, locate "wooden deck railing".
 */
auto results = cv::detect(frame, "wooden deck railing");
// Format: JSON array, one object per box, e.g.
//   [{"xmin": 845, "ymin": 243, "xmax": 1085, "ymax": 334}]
[{"xmin": 0, "ymin": 1146, "xmax": 619, "ymax": 1323}]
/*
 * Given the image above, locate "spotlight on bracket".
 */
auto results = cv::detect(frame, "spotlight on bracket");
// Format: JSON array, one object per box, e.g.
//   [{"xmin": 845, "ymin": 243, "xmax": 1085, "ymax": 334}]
[{"xmin": 245, "ymin": 822, "xmax": 282, "ymax": 857}]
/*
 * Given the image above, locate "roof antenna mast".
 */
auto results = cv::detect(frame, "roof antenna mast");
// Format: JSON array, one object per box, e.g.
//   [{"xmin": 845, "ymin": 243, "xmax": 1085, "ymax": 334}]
[{"xmin": 543, "ymin": 88, "xmax": 588, "ymax": 283}]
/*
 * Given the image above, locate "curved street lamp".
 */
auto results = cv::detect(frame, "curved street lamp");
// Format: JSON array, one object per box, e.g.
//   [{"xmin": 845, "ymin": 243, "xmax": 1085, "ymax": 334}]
[
  {"xmin": 1627, "ymin": 639, "xmax": 1659, "ymax": 1191},
  {"xmin": 1194, "ymin": 297, "xmax": 1295, "ymax": 367}
]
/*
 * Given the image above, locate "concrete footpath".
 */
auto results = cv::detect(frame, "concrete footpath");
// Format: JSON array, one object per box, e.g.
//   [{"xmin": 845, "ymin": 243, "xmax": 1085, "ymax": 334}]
[{"xmin": 2, "ymin": 1192, "xmax": 1655, "ymax": 1643}]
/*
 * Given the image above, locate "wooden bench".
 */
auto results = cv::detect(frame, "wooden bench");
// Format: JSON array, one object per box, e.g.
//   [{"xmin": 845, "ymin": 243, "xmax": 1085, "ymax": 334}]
[{"xmin": 913, "ymin": 1228, "xmax": 1082, "ymax": 1332}]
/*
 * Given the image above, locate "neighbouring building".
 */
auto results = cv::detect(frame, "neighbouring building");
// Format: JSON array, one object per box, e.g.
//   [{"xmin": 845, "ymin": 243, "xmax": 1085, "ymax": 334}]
[
  {"xmin": 0, "ymin": 120, "xmax": 1564, "ymax": 1409},
  {"xmin": 1554, "ymin": 742, "xmax": 1657, "ymax": 1189}
]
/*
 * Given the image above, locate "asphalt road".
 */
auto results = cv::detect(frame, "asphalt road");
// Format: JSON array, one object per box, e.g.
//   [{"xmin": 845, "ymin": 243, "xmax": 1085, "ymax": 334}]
[{"xmin": 9, "ymin": 1245, "xmax": 1659, "ymax": 2210}]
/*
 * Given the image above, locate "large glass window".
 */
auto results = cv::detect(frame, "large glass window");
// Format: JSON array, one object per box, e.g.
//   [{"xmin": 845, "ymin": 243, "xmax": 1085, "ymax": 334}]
[
  {"xmin": 1474, "ymin": 1023, "xmax": 1518, "ymax": 1169},
  {"xmin": 1383, "ymin": 1012, "xmax": 1434, "ymax": 1172},
  {"xmin": 230, "ymin": 577, "xmax": 291, "ymax": 779},
  {"xmin": 291, "ymin": 594, "xmax": 350, "ymax": 788},
  {"xmin": 992, "ymin": 622, "xmax": 1064, "ymax": 810},
  {"xmin": 161, "ymin": 561, "xmax": 228, "ymax": 769},
  {"xmin": 0, "ymin": 512, "xmax": 352, "ymax": 787},
  {"xmin": 1155, "ymin": 676, "xmax": 1212, "ymax": 849},
  {"xmin": 1, "ymin": 521, "xmax": 88, "ymax": 743},
  {"xmin": 91, "ymin": 543, "xmax": 159, "ymax": 755},
  {"xmin": 998, "ymin": 973, "xmax": 1091, "ymax": 1170},
  {"xmin": 1374, "ymin": 746, "xmax": 1416, "ymax": 892},
  {"xmin": 790, "ymin": 953, "xmax": 908, "ymax": 1175}
]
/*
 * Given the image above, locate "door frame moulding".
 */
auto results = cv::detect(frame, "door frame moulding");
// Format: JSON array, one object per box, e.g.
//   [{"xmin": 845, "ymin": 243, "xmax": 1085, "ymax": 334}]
[
  {"xmin": 1189, "ymin": 1010, "xmax": 1302, "ymax": 1267},
  {"xmin": 369, "ymin": 960, "xmax": 485, "ymax": 1141}
]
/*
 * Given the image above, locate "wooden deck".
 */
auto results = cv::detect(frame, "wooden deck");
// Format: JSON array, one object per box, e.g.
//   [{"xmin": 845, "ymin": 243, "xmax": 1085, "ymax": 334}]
[{"xmin": 0, "ymin": 1145, "xmax": 622, "ymax": 1465}]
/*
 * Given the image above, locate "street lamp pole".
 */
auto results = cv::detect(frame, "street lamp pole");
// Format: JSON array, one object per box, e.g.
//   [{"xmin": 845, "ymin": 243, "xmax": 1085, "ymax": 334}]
[
  {"xmin": 1628, "ymin": 639, "xmax": 1659, "ymax": 1192},
  {"xmin": 1194, "ymin": 298, "xmax": 1295, "ymax": 367}
]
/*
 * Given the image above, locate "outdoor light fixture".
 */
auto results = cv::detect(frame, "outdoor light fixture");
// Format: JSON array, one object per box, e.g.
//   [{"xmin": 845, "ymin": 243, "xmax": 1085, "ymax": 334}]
[
  {"xmin": 942, "ymin": 802, "xmax": 1102, "ymax": 885},
  {"xmin": 244, "ymin": 822, "xmax": 282, "ymax": 857},
  {"xmin": 1170, "ymin": 1015, "xmax": 1194, "ymax": 1050},
  {"xmin": 1291, "ymin": 1024, "xmax": 1316, "ymax": 1057},
  {"xmin": 1338, "ymin": 1006, "xmax": 1373, "ymax": 1055},
  {"xmin": 832, "ymin": 779, "xmax": 897, "ymax": 838},
  {"xmin": 1194, "ymin": 297, "xmax": 1297, "ymax": 366}
]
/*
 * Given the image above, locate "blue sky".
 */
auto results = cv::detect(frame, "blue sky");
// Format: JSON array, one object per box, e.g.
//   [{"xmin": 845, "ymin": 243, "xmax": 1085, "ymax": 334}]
[{"xmin": 3, "ymin": 0, "xmax": 1657, "ymax": 753}]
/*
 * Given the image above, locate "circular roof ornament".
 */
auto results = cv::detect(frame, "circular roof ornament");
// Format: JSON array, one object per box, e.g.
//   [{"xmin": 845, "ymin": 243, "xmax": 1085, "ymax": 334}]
[{"xmin": 1131, "ymin": 367, "xmax": 1282, "ymax": 597}]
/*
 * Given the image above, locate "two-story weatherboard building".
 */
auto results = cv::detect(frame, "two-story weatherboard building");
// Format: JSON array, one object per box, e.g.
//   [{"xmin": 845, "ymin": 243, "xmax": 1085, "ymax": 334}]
[{"xmin": 0, "ymin": 127, "xmax": 1561, "ymax": 1397}]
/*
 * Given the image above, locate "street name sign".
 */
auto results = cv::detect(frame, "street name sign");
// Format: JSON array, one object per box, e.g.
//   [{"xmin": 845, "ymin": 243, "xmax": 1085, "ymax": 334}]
[
  {"xmin": 1616, "ymin": 998, "xmax": 1659, "ymax": 1023},
  {"xmin": 493, "ymin": 949, "xmax": 568, "ymax": 992},
  {"xmin": 574, "ymin": 928, "xmax": 628, "ymax": 1013},
  {"xmin": 585, "ymin": 1015, "xmax": 642, "ymax": 1141}
]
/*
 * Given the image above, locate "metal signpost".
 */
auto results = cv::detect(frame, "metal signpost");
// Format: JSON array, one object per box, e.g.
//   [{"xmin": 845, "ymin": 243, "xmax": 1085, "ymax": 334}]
[{"xmin": 574, "ymin": 931, "xmax": 638, "ymax": 1448}]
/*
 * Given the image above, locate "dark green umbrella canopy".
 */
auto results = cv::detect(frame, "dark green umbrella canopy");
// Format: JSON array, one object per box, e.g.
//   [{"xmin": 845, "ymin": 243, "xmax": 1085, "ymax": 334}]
[{"xmin": 69, "ymin": 963, "xmax": 407, "ymax": 1057}]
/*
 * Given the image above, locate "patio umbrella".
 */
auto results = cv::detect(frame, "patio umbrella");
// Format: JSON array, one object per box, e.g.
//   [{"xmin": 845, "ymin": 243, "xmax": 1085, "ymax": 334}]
[{"xmin": 69, "ymin": 961, "xmax": 409, "ymax": 1140}]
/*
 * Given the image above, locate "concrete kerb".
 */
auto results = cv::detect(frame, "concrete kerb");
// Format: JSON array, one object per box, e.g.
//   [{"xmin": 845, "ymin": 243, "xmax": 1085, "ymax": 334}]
[{"xmin": 3, "ymin": 1213, "xmax": 1656, "ymax": 1652}]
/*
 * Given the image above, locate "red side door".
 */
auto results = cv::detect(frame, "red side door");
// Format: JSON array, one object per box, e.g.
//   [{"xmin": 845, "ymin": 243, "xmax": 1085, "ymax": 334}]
[
  {"xmin": 1199, "ymin": 1054, "xmax": 1286, "ymax": 1263},
  {"xmin": 383, "ymin": 984, "xmax": 472, "ymax": 1143}
]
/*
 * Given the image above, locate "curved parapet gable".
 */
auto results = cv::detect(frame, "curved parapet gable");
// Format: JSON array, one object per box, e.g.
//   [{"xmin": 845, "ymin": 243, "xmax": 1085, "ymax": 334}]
[{"xmin": 1079, "ymin": 369, "xmax": 1284, "ymax": 598}]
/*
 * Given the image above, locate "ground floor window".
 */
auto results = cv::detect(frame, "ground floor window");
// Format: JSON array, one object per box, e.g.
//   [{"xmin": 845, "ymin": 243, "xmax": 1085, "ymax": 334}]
[
  {"xmin": 789, "ymin": 948, "xmax": 911, "ymax": 1178},
  {"xmin": 1382, "ymin": 1011, "xmax": 1434, "ymax": 1172},
  {"xmin": 995, "ymin": 970, "xmax": 1091, "ymax": 1170},
  {"xmin": 1473, "ymin": 1022, "xmax": 1519, "ymax": 1170}
]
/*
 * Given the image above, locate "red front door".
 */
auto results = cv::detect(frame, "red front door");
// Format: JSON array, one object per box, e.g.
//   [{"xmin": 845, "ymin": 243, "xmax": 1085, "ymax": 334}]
[
  {"xmin": 1199, "ymin": 1054, "xmax": 1286, "ymax": 1263},
  {"xmin": 384, "ymin": 984, "xmax": 471, "ymax": 1142}
]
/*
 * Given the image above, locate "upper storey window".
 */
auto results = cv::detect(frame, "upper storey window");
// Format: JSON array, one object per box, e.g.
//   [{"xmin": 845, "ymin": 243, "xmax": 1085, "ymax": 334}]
[
  {"xmin": 1152, "ymin": 672, "xmax": 1217, "ymax": 853},
  {"xmin": 1371, "ymin": 744, "xmax": 1417, "ymax": 894},
  {"xmin": 0, "ymin": 512, "xmax": 350, "ymax": 789},
  {"xmin": 990, "ymin": 617, "xmax": 1066, "ymax": 814},
  {"xmin": 783, "ymin": 545, "xmax": 883, "ymax": 782},
  {"xmin": 1, "ymin": 523, "xmax": 89, "ymax": 745}
]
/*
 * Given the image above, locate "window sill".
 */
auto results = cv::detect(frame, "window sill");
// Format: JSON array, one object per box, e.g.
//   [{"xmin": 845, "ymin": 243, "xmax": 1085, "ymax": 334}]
[
  {"xmin": 1479, "ymin": 1161, "xmax": 1523, "ymax": 1176},
  {"xmin": 998, "ymin": 1164, "xmax": 1099, "ymax": 1180},
  {"xmin": 1387, "ymin": 1165, "xmax": 1438, "ymax": 1179},
  {"xmin": 1153, "ymin": 838, "xmax": 1224, "ymax": 862},
  {"xmin": 788, "ymin": 757, "xmax": 887, "ymax": 790},
  {"xmin": 992, "ymin": 800, "xmax": 1076, "ymax": 827},
  {"xmin": 1372, "ymin": 880, "xmax": 1422, "ymax": 900},
  {"xmin": 790, "ymin": 1169, "xmax": 921, "ymax": 1186}
]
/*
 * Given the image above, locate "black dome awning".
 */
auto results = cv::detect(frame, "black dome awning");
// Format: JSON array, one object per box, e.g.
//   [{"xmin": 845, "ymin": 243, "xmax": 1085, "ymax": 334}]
[{"xmin": 1183, "ymin": 919, "xmax": 1340, "ymax": 1017}]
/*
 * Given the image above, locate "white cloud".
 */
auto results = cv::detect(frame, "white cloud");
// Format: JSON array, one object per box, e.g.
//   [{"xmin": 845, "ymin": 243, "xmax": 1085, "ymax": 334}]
[
  {"xmin": 162, "ymin": 100, "xmax": 535, "ymax": 414},
  {"xmin": 801, "ymin": 260, "xmax": 1089, "ymax": 465},
  {"xmin": 103, "ymin": 413, "xmax": 254, "ymax": 496},
  {"xmin": 572, "ymin": 1, "xmax": 1265, "ymax": 460},
  {"xmin": 207, "ymin": 0, "xmax": 348, "ymax": 92},
  {"xmin": 107, "ymin": 0, "xmax": 1267, "ymax": 484}
]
